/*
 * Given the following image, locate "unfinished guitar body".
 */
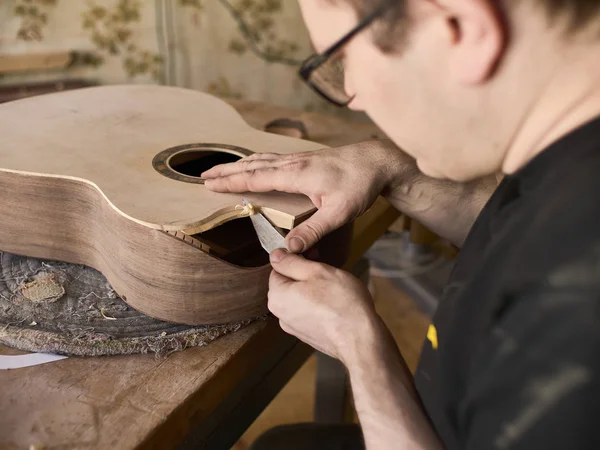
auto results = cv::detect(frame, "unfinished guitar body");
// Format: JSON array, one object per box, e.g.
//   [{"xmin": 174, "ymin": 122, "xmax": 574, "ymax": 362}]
[{"xmin": 0, "ymin": 85, "xmax": 350, "ymax": 325}]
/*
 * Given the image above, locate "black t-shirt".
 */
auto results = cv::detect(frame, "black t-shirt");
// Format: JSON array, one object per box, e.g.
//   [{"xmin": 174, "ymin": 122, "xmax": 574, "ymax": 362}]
[{"xmin": 415, "ymin": 116, "xmax": 600, "ymax": 450}]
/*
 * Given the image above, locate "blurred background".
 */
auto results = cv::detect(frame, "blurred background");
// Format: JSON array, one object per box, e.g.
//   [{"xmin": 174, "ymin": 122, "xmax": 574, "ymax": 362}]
[{"xmin": 0, "ymin": 0, "xmax": 361, "ymax": 117}]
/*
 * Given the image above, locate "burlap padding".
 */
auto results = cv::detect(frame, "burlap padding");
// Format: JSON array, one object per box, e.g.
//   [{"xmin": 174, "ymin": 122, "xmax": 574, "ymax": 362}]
[{"xmin": 0, "ymin": 252, "xmax": 259, "ymax": 356}]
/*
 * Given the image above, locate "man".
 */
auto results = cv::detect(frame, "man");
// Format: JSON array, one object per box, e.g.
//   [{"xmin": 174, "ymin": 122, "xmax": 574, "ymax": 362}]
[{"xmin": 202, "ymin": 0, "xmax": 600, "ymax": 448}]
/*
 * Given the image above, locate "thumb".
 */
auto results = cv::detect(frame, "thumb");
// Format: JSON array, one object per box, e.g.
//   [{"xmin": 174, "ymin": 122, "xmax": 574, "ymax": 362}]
[
  {"xmin": 270, "ymin": 249, "xmax": 324, "ymax": 281},
  {"xmin": 286, "ymin": 206, "xmax": 345, "ymax": 253}
]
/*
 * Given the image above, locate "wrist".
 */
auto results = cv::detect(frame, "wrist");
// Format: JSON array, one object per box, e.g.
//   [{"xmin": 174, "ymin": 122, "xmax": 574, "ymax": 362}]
[
  {"xmin": 371, "ymin": 141, "xmax": 428, "ymax": 208},
  {"xmin": 369, "ymin": 139, "xmax": 413, "ymax": 188},
  {"xmin": 337, "ymin": 311, "xmax": 391, "ymax": 370},
  {"xmin": 339, "ymin": 312, "xmax": 420, "ymax": 402}
]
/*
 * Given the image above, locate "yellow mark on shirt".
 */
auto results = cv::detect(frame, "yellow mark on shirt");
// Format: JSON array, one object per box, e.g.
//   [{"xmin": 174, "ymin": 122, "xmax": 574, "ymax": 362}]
[{"xmin": 427, "ymin": 324, "xmax": 438, "ymax": 349}]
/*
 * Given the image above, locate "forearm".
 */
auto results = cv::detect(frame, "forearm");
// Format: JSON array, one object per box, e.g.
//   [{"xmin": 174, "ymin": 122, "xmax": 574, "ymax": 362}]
[
  {"xmin": 377, "ymin": 141, "xmax": 498, "ymax": 247},
  {"xmin": 343, "ymin": 316, "xmax": 444, "ymax": 450}
]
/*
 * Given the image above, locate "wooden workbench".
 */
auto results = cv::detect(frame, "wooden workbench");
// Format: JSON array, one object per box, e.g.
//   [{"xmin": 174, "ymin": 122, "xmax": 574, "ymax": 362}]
[{"xmin": 0, "ymin": 98, "xmax": 399, "ymax": 450}]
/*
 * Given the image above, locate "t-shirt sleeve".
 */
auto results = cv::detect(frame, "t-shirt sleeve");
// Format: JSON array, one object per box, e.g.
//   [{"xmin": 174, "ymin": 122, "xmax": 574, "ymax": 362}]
[{"xmin": 459, "ymin": 289, "xmax": 600, "ymax": 450}]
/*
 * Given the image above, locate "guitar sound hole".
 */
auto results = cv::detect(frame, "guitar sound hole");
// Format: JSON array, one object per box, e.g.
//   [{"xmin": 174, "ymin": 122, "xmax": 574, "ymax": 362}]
[
  {"xmin": 153, "ymin": 143, "xmax": 253, "ymax": 184},
  {"xmin": 169, "ymin": 150, "xmax": 242, "ymax": 178}
]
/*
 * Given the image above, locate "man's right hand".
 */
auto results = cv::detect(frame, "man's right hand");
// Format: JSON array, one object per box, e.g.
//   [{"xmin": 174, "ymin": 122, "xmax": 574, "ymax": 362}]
[{"xmin": 202, "ymin": 140, "xmax": 407, "ymax": 253}]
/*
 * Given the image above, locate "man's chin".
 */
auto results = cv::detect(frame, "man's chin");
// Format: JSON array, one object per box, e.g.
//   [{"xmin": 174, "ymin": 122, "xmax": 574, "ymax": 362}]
[
  {"xmin": 417, "ymin": 159, "xmax": 481, "ymax": 182},
  {"xmin": 416, "ymin": 159, "xmax": 446, "ymax": 179}
]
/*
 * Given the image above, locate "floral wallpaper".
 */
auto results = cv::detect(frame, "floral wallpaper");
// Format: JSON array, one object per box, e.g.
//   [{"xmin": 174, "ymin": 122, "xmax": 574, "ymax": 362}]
[{"xmin": 0, "ymin": 0, "xmax": 342, "ymax": 114}]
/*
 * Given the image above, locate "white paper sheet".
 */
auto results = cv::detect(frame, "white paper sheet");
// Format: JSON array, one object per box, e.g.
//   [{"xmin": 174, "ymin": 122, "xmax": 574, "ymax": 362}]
[{"xmin": 0, "ymin": 353, "xmax": 68, "ymax": 370}]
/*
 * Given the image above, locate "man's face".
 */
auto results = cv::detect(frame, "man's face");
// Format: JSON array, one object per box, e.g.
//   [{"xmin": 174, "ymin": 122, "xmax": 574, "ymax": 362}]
[{"xmin": 298, "ymin": 0, "xmax": 511, "ymax": 181}]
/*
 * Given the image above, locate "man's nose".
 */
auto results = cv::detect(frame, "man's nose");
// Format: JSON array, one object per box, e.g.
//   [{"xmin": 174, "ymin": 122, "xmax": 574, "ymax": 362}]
[
  {"xmin": 344, "ymin": 74, "xmax": 363, "ymax": 111},
  {"xmin": 347, "ymin": 94, "xmax": 363, "ymax": 111}
]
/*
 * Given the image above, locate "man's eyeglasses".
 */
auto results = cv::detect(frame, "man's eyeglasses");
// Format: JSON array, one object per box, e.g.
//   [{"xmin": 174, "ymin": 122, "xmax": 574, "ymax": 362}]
[{"xmin": 298, "ymin": 1, "xmax": 393, "ymax": 107}]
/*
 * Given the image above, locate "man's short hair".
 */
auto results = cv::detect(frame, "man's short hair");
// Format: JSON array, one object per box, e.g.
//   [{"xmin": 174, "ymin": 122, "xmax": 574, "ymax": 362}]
[
  {"xmin": 334, "ymin": 0, "xmax": 600, "ymax": 52},
  {"xmin": 339, "ymin": 0, "xmax": 407, "ymax": 52}
]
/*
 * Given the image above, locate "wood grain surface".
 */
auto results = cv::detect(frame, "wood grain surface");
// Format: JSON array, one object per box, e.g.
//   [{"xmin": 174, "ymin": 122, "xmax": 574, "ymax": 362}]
[{"xmin": 0, "ymin": 319, "xmax": 273, "ymax": 449}]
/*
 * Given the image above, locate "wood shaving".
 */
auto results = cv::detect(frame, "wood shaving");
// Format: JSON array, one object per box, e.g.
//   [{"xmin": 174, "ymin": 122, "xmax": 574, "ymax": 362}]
[
  {"xmin": 100, "ymin": 308, "xmax": 117, "ymax": 321},
  {"xmin": 235, "ymin": 201, "xmax": 256, "ymax": 217}
]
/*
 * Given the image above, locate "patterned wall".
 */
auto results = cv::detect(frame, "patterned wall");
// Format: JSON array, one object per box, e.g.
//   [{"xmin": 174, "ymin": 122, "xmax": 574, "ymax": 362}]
[{"xmin": 0, "ymin": 0, "xmax": 343, "ymax": 114}]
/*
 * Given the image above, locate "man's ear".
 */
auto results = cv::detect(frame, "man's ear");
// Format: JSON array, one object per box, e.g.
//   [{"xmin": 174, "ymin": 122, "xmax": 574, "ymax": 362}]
[{"xmin": 436, "ymin": 0, "xmax": 507, "ymax": 84}]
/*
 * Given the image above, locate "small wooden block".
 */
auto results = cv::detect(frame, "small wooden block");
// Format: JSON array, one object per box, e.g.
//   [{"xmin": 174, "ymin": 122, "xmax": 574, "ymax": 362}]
[{"xmin": 0, "ymin": 51, "xmax": 72, "ymax": 74}]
